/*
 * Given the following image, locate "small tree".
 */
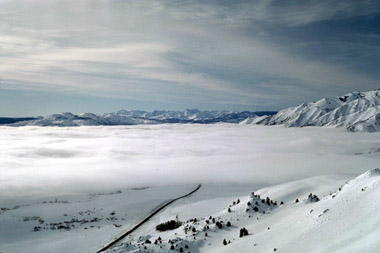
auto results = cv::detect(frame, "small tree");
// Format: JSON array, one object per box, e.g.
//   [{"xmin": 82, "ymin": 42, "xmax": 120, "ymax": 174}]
[
  {"xmin": 223, "ymin": 239, "xmax": 227, "ymax": 245},
  {"xmin": 239, "ymin": 227, "xmax": 248, "ymax": 237}
]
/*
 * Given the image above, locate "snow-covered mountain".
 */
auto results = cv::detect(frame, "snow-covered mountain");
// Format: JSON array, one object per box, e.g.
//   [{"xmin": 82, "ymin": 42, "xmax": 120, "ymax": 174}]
[
  {"xmin": 255, "ymin": 89, "xmax": 380, "ymax": 132},
  {"xmin": 9, "ymin": 110, "xmax": 275, "ymax": 126}
]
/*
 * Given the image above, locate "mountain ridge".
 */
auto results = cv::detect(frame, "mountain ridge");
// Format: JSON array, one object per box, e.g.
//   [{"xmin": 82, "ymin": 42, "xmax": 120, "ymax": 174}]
[
  {"xmin": 254, "ymin": 89, "xmax": 380, "ymax": 132},
  {"xmin": 4, "ymin": 109, "xmax": 277, "ymax": 126}
]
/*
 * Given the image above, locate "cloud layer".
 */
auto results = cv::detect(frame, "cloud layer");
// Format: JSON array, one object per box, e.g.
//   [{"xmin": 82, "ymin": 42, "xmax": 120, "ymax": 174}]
[{"xmin": 1, "ymin": 125, "xmax": 380, "ymax": 199}]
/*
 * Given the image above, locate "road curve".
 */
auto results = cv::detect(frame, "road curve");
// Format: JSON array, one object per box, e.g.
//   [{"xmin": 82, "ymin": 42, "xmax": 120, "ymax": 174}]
[{"xmin": 96, "ymin": 183, "xmax": 201, "ymax": 252}]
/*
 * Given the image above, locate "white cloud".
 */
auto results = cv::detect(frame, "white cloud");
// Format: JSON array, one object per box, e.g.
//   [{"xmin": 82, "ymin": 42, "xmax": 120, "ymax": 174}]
[
  {"xmin": 1, "ymin": 125, "xmax": 380, "ymax": 199},
  {"xmin": 0, "ymin": 0, "xmax": 378, "ymax": 109}
]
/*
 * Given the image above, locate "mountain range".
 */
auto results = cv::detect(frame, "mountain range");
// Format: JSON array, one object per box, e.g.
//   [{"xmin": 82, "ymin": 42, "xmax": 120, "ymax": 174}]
[
  {"xmin": 2, "ymin": 109, "xmax": 275, "ymax": 126},
  {"xmin": 3, "ymin": 89, "xmax": 380, "ymax": 132}
]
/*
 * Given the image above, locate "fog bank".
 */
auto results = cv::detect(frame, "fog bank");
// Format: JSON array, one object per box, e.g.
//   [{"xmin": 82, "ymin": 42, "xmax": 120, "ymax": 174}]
[{"xmin": 1, "ymin": 124, "xmax": 380, "ymax": 198}]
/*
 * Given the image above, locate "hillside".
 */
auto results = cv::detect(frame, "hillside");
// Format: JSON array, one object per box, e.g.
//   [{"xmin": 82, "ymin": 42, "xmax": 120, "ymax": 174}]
[{"xmin": 108, "ymin": 168, "xmax": 380, "ymax": 253}]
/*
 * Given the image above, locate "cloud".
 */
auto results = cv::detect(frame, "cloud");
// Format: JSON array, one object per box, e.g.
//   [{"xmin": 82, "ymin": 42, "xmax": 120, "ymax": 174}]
[
  {"xmin": 0, "ymin": 0, "xmax": 379, "ymax": 112},
  {"xmin": 1, "ymin": 125, "xmax": 380, "ymax": 198}
]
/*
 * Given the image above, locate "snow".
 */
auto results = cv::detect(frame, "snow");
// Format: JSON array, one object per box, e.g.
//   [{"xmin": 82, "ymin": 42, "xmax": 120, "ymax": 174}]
[
  {"xmin": 1, "ymin": 124, "xmax": 380, "ymax": 252},
  {"xmin": 9, "ymin": 109, "xmax": 261, "ymax": 126},
  {"xmin": 258, "ymin": 89, "xmax": 380, "ymax": 132},
  {"xmin": 0, "ymin": 185, "xmax": 197, "ymax": 253},
  {"xmin": 109, "ymin": 170, "xmax": 380, "ymax": 253}
]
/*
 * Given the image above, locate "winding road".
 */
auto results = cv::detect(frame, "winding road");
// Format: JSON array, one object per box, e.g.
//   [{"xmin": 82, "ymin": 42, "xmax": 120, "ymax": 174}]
[{"xmin": 96, "ymin": 183, "xmax": 201, "ymax": 252}]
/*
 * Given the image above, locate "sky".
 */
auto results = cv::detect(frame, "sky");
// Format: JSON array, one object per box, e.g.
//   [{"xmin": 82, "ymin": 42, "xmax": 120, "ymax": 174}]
[{"xmin": 0, "ymin": 0, "xmax": 379, "ymax": 116}]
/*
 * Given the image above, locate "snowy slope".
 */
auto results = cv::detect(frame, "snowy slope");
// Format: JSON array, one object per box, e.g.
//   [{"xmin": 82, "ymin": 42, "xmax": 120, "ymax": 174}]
[
  {"xmin": 257, "ymin": 89, "xmax": 380, "ymax": 132},
  {"xmin": 0, "ymin": 185, "xmax": 197, "ymax": 253},
  {"xmin": 239, "ymin": 115, "xmax": 269, "ymax": 125},
  {"xmin": 108, "ymin": 169, "xmax": 380, "ymax": 253},
  {"xmin": 10, "ymin": 110, "xmax": 268, "ymax": 126}
]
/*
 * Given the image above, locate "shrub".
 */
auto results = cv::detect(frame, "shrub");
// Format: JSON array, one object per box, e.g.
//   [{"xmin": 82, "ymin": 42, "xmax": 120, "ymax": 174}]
[
  {"xmin": 308, "ymin": 193, "xmax": 320, "ymax": 202},
  {"xmin": 239, "ymin": 227, "xmax": 248, "ymax": 237},
  {"xmin": 156, "ymin": 220, "xmax": 182, "ymax": 232}
]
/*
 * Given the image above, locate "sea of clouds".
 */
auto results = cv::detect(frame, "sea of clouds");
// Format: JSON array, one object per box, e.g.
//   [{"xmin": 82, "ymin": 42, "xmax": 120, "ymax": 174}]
[{"xmin": 1, "ymin": 124, "xmax": 380, "ymax": 199}]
